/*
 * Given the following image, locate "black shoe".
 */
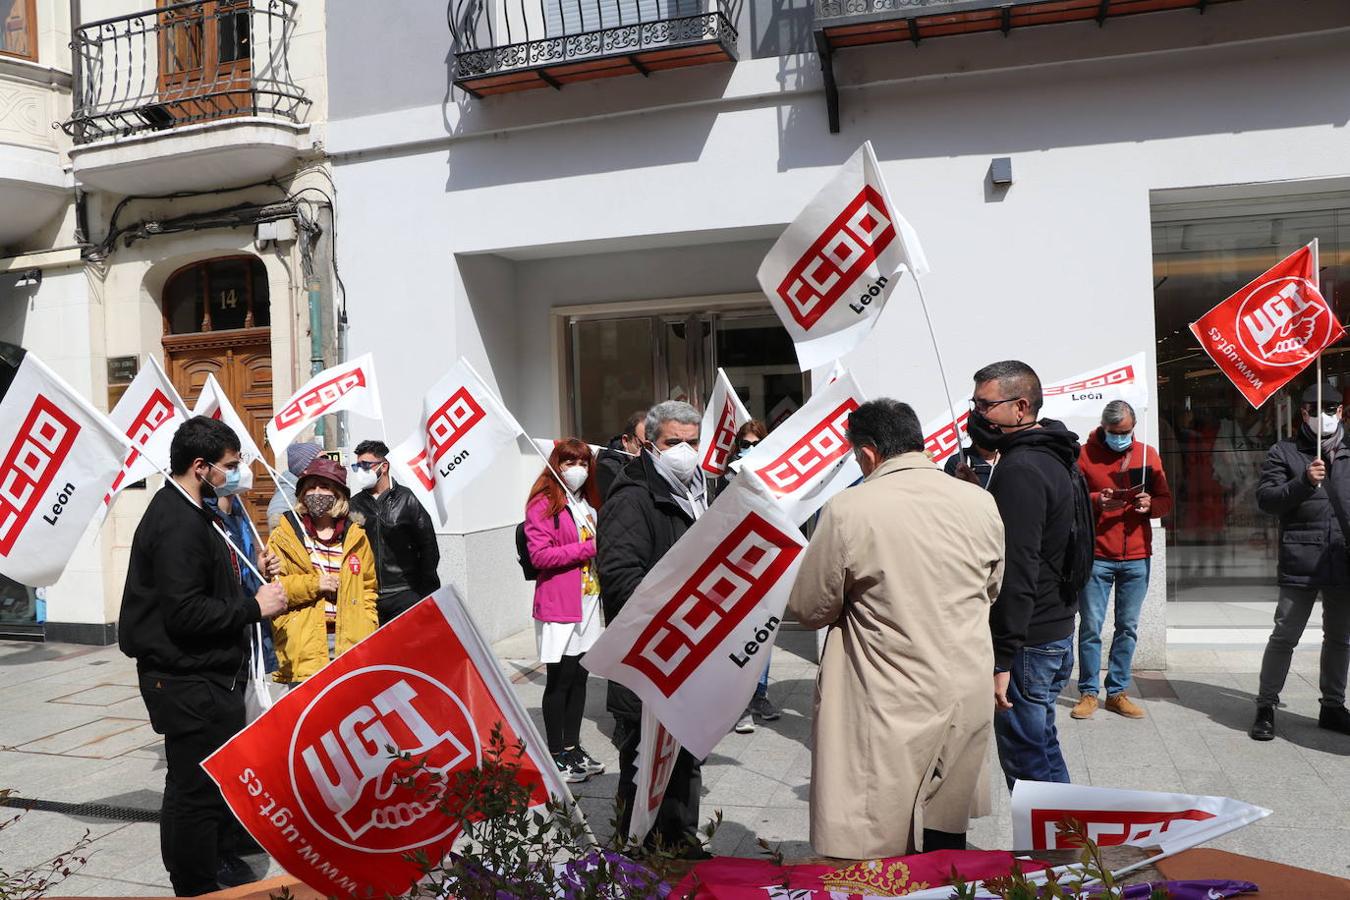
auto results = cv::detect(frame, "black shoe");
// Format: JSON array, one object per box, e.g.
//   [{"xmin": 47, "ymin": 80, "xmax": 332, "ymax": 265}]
[
  {"xmin": 749, "ymin": 693, "xmax": 780, "ymax": 722},
  {"xmin": 1249, "ymin": 705, "xmax": 1275, "ymax": 741},
  {"xmin": 569, "ymin": 747, "xmax": 606, "ymax": 775},
  {"xmin": 553, "ymin": 750, "xmax": 590, "ymax": 784},
  {"xmin": 217, "ymin": 855, "xmax": 257, "ymax": 888},
  {"xmin": 1318, "ymin": 704, "xmax": 1350, "ymax": 735}
]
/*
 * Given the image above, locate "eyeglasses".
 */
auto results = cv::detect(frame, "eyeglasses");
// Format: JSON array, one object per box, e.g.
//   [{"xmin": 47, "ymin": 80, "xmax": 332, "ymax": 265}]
[{"xmin": 969, "ymin": 396, "xmax": 1021, "ymax": 414}]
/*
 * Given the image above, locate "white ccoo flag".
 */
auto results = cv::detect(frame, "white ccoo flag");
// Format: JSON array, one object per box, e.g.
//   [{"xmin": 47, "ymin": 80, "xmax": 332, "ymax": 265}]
[
  {"xmin": 698, "ymin": 369, "xmax": 750, "ymax": 477},
  {"xmin": 1012, "ymin": 781, "xmax": 1270, "ymax": 854},
  {"xmin": 734, "ymin": 369, "xmax": 866, "ymax": 525},
  {"xmin": 583, "ymin": 471, "xmax": 807, "ymax": 759},
  {"xmin": 0, "ymin": 345, "xmax": 130, "ymax": 586},
  {"xmin": 758, "ymin": 141, "xmax": 927, "ymax": 371},
  {"xmin": 102, "ymin": 358, "xmax": 190, "ymax": 511},
  {"xmin": 922, "ymin": 352, "xmax": 1150, "ymax": 467},
  {"xmin": 266, "ymin": 354, "xmax": 382, "ymax": 463},
  {"xmin": 407, "ymin": 358, "xmax": 524, "ymax": 525},
  {"xmin": 627, "ymin": 705, "xmax": 681, "ymax": 845},
  {"xmin": 193, "ymin": 374, "xmax": 264, "ymax": 491}
]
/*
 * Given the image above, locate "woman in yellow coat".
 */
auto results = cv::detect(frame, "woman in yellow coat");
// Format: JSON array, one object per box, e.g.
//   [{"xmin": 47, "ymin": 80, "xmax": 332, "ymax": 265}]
[{"xmin": 269, "ymin": 456, "xmax": 378, "ymax": 684}]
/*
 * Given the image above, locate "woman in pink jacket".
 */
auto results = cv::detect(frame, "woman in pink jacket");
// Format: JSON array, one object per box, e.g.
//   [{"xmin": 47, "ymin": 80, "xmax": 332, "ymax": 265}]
[{"xmin": 525, "ymin": 438, "xmax": 606, "ymax": 784}]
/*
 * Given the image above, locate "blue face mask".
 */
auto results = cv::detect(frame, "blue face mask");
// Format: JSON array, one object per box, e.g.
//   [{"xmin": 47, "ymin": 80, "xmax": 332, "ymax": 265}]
[
  {"xmin": 211, "ymin": 463, "xmax": 244, "ymax": 497},
  {"xmin": 1104, "ymin": 431, "xmax": 1133, "ymax": 453}
]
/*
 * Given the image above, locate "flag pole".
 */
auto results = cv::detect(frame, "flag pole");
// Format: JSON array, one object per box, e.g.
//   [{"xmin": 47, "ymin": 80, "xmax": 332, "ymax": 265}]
[
  {"xmin": 911, "ymin": 271, "xmax": 964, "ymax": 462},
  {"xmin": 1314, "ymin": 238, "xmax": 1324, "ymax": 467}
]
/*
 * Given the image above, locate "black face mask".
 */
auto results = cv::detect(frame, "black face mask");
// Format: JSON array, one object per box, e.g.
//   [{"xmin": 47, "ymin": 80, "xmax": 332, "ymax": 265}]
[{"xmin": 966, "ymin": 410, "xmax": 1007, "ymax": 452}]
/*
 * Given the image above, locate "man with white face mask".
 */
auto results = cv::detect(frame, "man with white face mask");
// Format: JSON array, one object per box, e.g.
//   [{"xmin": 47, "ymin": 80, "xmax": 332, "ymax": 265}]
[
  {"xmin": 597, "ymin": 399, "xmax": 709, "ymax": 856},
  {"xmin": 1252, "ymin": 382, "xmax": 1350, "ymax": 741},
  {"xmin": 349, "ymin": 439, "xmax": 441, "ymax": 626}
]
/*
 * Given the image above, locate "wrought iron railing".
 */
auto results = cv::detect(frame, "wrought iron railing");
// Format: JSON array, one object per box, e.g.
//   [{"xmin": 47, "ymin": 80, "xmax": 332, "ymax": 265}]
[
  {"xmin": 63, "ymin": 0, "xmax": 309, "ymax": 144},
  {"xmin": 448, "ymin": 0, "xmax": 740, "ymax": 83},
  {"xmin": 816, "ymin": 0, "xmax": 968, "ymax": 19}
]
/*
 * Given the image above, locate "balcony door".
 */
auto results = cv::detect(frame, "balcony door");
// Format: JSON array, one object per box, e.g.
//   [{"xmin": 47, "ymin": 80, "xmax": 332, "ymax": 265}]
[
  {"xmin": 565, "ymin": 308, "xmax": 806, "ymax": 446},
  {"xmin": 156, "ymin": 0, "xmax": 252, "ymax": 124},
  {"xmin": 161, "ymin": 256, "xmax": 274, "ymax": 532}
]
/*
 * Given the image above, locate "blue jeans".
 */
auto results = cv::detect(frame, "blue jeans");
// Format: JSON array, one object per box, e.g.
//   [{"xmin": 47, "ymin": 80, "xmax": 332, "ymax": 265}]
[
  {"xmin": 755, "ymin": 649, "xmax": 771, "ymax": 697},
  {"xmin": 994, "ymin": 636, "xmax": 1074, "ymax": 791},
  {"xmin": 1077, "ymin": 558, "xmax": 1151, "ymax": 697}
]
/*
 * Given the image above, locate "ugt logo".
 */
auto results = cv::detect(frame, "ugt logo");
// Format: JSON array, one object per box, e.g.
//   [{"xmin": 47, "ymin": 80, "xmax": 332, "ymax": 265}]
[
  {"xmin": 275, "ymin": 369, "xmax": 367, "ymax": 429},
  {"xmin": 1029, "ymin": 807, "xmax": 1215, "ymax": 850},
  {"xmin": 0, "ymin": 395, "xmax": 79, "ymax": 554},
  {"xmin": 1237, "ymin": 277, "xmax": 1332, "ymax": 367},
  {"xmin": 106, "ymin": 390, "xmax": 176, "ymax": 499},
  {"xmin": 623, "ymin": 514, "xmax": 802, "ymax": 696},
  {"xmin": 759, "ymin": 399, "xmax": 858, "ymax": 496},
  {"xmin": 289, "ymin": 665, "xmax": 480, "ymax": 853},
  {"xmin": 701, "ymin": 397, "xmax": 740, "ymax": 475},
  {"xmin": 776, "ymin": 186, "xmax": 895, "ymax": 330}
]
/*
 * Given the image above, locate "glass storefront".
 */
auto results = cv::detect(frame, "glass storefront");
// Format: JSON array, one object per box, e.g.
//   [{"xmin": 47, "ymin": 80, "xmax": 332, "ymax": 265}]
[
  {"xmin": 1152, "ymin": 191, "xmax": 1350, "ymax": 602},
  {"xmin": 566, "ymin": 308, "xmax": 806, "ymax": 446}
]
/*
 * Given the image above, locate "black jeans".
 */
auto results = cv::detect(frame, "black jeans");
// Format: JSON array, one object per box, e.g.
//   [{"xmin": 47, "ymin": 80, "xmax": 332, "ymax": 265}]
[
  {"xmin": 612, "ymin": 712, "xmax": 702, "ymax": 852},
  {"xmin": 139, "ymin": 673, "xmax": 245, "ymax": 897},
  {"xmin": 542, "ymin": 654, "xmax": 588, "ymax": 754},
  {"xmin": 377, "ymin": 588, "xmax": 422, "ymax": 627}
]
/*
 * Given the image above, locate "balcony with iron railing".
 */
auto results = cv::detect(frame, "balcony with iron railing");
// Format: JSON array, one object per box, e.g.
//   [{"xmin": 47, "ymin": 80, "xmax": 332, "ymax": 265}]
[
  {"xmin": 812, "ymin": 0, "xmax": 1244, "ymax": 132},
  {"xmin": 61, "ymin": 0, "xmax": 311, "ymax": 193},
  {"xmin": 449, "ymin": 0, "xmax": 741, "ymax": 97}
]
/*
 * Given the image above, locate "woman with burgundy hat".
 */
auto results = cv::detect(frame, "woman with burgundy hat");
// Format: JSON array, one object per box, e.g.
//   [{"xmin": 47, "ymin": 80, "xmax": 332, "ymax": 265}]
[{"xmin": 268, "ymin": 456, "xmax": 378, "ymax": 684}]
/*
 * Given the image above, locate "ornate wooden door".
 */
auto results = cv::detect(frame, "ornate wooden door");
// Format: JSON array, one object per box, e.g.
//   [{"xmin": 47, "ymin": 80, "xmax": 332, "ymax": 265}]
[{"xmin": 164, "ymin": 329, "xmax": 274, "ymax": 533}]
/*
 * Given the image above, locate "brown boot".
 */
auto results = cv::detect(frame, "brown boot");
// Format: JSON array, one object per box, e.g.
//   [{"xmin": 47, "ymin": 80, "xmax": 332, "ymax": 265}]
[
  {"xmin": 1105, "ymin": 693, "xmax": 1146, "ymax": 719},
  {"xmin": 1070, "ymin": 694, "xmax": 1099, "ymax": 719}
]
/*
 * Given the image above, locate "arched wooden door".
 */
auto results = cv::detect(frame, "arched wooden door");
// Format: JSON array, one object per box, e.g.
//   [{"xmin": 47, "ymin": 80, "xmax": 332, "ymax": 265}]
[{"xmin": 161, "ymin": 255, "xmax": 274, "ymax": 532}]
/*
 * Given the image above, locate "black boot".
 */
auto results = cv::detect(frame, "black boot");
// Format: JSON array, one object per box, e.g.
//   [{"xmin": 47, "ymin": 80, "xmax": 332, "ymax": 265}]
[
  {"xmin": 1249, "ymin": 705, "xmax": 1275, "ymax": 741},
  {"xmin": 1317, "ymin": 704, "xmax": 1350, "ymax": 735}
]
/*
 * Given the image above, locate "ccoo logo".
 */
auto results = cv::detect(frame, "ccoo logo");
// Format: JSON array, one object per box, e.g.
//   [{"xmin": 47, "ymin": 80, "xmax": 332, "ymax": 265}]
[
  {"xmin": 1236, "ymin": 277, "xmax": 1333, "ymax": 368},
  {"xmin": 288, "ymin": 665, "xmax": 481, "ymax": 853}
]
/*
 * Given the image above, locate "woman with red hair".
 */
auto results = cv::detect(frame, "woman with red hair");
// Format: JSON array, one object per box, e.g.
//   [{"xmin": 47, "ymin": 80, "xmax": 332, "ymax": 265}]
[{"xmin": 524, "ymin": 438, "xmax": 606, "ymax": 784}]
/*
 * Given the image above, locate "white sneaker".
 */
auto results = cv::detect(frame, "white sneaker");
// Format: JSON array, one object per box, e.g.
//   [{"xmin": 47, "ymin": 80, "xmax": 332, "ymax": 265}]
[{"xmin": 734, "ymin": 712, "xmax": 755, "ymax": 734}]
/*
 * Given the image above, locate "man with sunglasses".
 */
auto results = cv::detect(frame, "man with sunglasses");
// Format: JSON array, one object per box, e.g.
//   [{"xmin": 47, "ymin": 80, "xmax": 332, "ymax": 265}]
[
  {"xmin": 1251, "ymin": 382, "xmax": 1350, "ymax": 741},
  {"xmin": 968, "ymin": 360, "xmax": 1085, "ymax": 789},
  {"xmin": 348, "ymin": 439, "xmax": 441, "ymax": 626}
]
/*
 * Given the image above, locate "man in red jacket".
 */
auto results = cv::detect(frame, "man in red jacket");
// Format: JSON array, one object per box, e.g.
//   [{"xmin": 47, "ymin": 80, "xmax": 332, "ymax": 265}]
[{"xmin": 1071, "ymin": 400, "xmax": 1172, "ymax": 720}]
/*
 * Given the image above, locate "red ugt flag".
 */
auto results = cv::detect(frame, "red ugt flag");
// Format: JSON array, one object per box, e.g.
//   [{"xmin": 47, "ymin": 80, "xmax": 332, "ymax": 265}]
[
  {"xmin": 202, "ymin": 587, "xmax": 563, "ymax": 899},
  {"xmin": 1190, "ymin": 242, "xmax": 1343, "ymax": 408}
]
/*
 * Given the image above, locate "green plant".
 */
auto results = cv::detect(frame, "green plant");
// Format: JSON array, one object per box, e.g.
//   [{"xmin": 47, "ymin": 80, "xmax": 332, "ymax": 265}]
[
  {"xmin": 947, "ymin": 818, "xmax": 1170, "ymax": 900},
  {"xmin": 394, "ymin": 723, "xmax": 713, "ymax": 899},
  {"xmin": 0, "ymin": 790, "xmax": 91, "ymax": 900}
]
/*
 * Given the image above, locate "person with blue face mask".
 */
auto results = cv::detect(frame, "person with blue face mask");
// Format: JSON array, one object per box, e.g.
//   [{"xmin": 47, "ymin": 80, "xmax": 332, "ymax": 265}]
[{"xmin": 1072, "ymin": 400, "xmax": 1172, "ymax": 723}]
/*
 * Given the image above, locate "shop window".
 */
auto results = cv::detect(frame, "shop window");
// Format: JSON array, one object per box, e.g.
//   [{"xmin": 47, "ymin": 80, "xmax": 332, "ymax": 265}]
[
  {"xmin": 163, "ymin": 256, "xmax": 270, "ymax": 335},
  {"xmin": 1, "ymin": 0, "xmax": 36, "ymax": 61},
  {"xmin": 1152, "ymin": 192, "xmax": 1349, "ymax": 602}
]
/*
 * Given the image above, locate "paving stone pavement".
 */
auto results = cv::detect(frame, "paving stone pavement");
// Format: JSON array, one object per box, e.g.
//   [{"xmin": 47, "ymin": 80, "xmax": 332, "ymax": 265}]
[{"xmin": 1, "ymin": 631, "xmax": 1347, "ymax": 896}]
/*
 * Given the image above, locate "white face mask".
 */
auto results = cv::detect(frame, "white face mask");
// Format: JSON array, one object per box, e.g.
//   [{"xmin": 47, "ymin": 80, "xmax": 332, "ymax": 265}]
[
  {"xmin": 349, "ymin": 466, "xmax": 378, "ymax": 492},
  {"xmin": 656, "ymin": 441, "xmax": 700, "ymax": 485},
  {"xmin": 1320, "ymin": 412, "xmax": 1341, "ymax": 437},
  {"xmin": 561, "ymin": 466, "xmax": 588, "ymax": 494}
]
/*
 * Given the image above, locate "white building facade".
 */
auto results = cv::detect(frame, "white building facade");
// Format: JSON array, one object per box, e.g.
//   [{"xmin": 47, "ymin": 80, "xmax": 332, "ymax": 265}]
[
  {"xmin": 0, "ymin": 0, "xmax": 335, "ymax": 642},
  {"xmin": 324, "ymin": 0, "xmax": 1350, "ymax": 661}
]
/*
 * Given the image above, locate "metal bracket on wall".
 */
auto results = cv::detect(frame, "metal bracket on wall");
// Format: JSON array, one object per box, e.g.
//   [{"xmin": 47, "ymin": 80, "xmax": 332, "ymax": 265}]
[{"xmin": 814, "ymin": 29, "xmax": 841, "ymax": 134}]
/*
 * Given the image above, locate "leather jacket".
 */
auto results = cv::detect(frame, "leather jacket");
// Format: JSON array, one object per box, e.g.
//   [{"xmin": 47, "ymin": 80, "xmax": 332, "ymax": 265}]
[{"xmin": 349, "ymin": 481, "xmax": 441, "ymax": 597}]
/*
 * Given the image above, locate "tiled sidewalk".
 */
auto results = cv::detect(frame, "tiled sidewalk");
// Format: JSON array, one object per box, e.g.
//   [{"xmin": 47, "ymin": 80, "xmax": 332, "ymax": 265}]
[{"xmin": 1, "ymin": 629, "xmax": 1347, "ymax": 896}]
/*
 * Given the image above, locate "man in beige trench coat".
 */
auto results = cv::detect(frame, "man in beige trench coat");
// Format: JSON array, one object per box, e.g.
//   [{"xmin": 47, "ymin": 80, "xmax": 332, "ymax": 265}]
[{"xmin": 788, "ymin": 399, "xmax": 1005, "ymax": 859}]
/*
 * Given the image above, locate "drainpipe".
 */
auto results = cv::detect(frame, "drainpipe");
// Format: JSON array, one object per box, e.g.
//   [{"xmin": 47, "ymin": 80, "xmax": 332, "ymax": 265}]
[
  {"xmin": 68, "ymin": 0, "xmax": 83, "ymax": 144},
  {"xmin": 307, "ymin": 277, "xmax": 325, "ymax": 442}
]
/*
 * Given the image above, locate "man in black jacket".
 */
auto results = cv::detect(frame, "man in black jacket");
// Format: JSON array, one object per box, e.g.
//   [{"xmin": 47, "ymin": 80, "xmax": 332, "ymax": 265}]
[
  {"xmin": 349, "ymin": 439, "xmax": 442, "ymax": 625},
  {"xmin": 119, "ymin": 416, "xmax": 287, "ymax": 896},
  {"xmin": 1250, "ymin": 382, "xmax": 1350, "ymax": 741},
  {"xmin": 968, "ymin": 360, "xmax": 1081, "ymax": 789},
  {"xmin": 596, "ymin": 409, "xmax": 646, "ymax": 498},
  {"xmin": 597, "ymin": 400, "xmax": 708, "ymax": 855}
]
